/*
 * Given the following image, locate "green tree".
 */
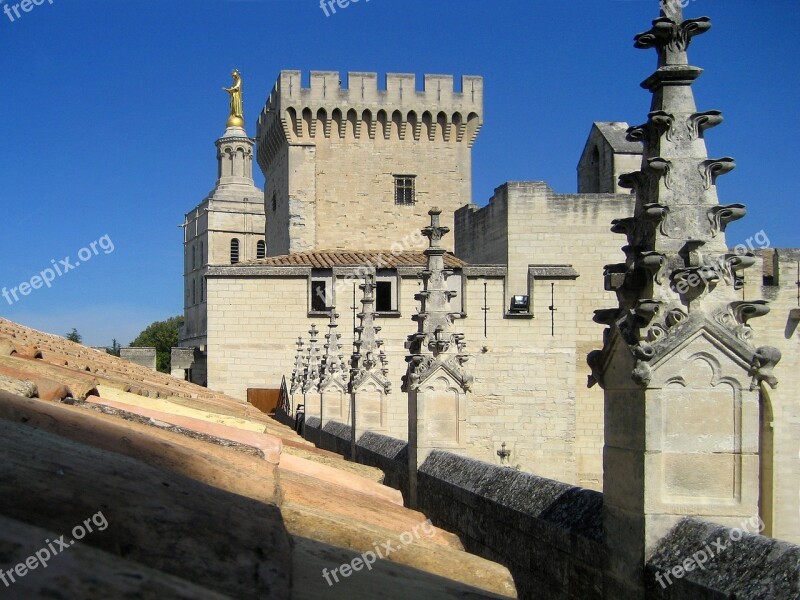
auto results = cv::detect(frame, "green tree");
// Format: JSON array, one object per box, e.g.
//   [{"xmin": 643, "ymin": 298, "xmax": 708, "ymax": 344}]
[
  {"xmin": 129, "ymin": 316, "xmax": 184, "ymax": 373},
  {"xmin": 107, "ymin": 338, "xmax": 121, "ymax": 357},
  {"xmin": 65, "ymin": 328, "xmax": 82, "ymax": 344}
]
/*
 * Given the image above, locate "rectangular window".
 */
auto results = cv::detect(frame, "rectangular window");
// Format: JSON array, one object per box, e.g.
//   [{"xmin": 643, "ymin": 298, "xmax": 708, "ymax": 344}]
[
  {"xmin": 376, "ymin": 281, "xmax": 393, "ymax": 312},
  {"xmin": 394, "ymin": 175, "xmax": 416, "ymax": 205},
  {"xmin": 311, "ymin": 280, "xmax": 328, "ymax": 312}
]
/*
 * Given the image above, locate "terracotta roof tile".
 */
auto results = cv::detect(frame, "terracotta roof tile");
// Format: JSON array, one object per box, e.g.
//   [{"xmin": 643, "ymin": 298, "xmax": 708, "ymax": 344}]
[{"xmin": 241, "ymin": 249, "xmax": 467, "ymax": 269}]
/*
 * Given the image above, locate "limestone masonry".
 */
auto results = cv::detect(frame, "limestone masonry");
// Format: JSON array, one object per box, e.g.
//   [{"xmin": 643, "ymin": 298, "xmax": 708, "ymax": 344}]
[{"xmin": 178, "ymin": 7, "xmax": 799, "ymax": 560}]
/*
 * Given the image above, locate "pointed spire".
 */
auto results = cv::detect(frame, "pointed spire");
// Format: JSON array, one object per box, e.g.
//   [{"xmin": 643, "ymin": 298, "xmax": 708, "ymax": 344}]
[
  {"xmin": 403, "ymin": 208, "xmax": 472, "ymax": 392},
  {"xmin": 319, "ymin": 309, "xmax": 348, "ymax": 391},
  {"xmin": 289, "ymin": 336, "xmax": 305, "ymax": 394},
  {"xmin": 588, "ymin": 1, "xmax": 779, "ymax": 390},
  {"xmin": 303, "ymin": 324, "xmax": 320, "ymax": 394},
  {"xmin": 349, "ymin": 274, "xmax": 391, "ymax": 394}
]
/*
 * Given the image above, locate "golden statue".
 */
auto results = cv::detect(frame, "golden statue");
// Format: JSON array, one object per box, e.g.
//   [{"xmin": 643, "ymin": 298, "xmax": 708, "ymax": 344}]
[{"xmin": 222, "ymin": 69, "xmax": 244, "ymax": 128}]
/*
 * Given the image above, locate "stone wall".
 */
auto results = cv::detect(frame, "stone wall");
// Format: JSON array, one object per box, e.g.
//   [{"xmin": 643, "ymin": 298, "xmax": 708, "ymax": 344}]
[
  {"xmin": 297, "ymin": 424, "xmax": 800, "ymax": 600},
  {"xmin": 418, "ymin": 451, "xmax": 604, "ymax": 600},
  {"xmin": 206, "ymin": 264, "xmax": 582, "ymax": 485},
  {"xmin": 120, "ymin": 347, "xmax": 157, "ymax": 371},
  {"xmin": 645, "ymin": 518, "xmax": 800, "ymax": 599},
  {"xmin": 455, "ymin": 182, "xmax": 635, "ymax": 490}
]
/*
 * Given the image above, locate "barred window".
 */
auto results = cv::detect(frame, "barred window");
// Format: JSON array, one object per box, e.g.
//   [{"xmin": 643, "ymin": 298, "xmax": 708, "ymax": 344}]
[
  {"xmin": 394, "ymin": 175, "xmax": 416, "ymax": 205},
  {"xmin": 230, "ymin": 238, "xmax": 240, "ymax": 264},
  {"xmin": 256, "ymin": 240, "xmax": 266, "ymax": 259}
]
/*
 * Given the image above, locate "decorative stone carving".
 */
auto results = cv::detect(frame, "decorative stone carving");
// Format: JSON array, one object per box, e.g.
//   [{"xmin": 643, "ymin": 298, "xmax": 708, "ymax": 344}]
[
  {"xmin": 749, "ymin": 346, "xmax": 782, "ymax": 390},
  {"xmin": 349, "ymin": 275, "xmax": 391, "ymax": 395},
  {"xmin": 636, "ymin": 251, "xmax": 667, "ymax": 284},
  {"xmin": 403, "ymin": 208, "xmax": 472, "ymax": 393},
  {"xmin": 627, "ymin": 111, "xmax": 675, "ymax": 145},
  {"xmin": 319, "ymin": 310, "xmax": 348, "ymax": 392},
  {"xmin": 289, "ymin": 337, "xmax": 305, "ymax": 394},
  {"xmin": 699, "ymin": 158, "xmax": 736, "ymax": 190},
  {"xmin": 302, "ymin": 324, "xmax": 320, "ymax": 394},
  {"xmin": 665, "ymin": 307, "xmax": 687, "ymax": 328},
  {"xmin": 688, "ymin": 110, "xmax": 723, "ymax": 139},
  {"xmin": 707, "ymin": 203, "xmax": 747, "ymax": 236},
  {"xmin": 647, "ymin": 157, "xmax": 673, "ymax": 189},
  {"xmin": 724, "ymin": 252, "xmax": 756, "ymax": 272},
  {"xmin": 730, "ymin": 300, "xmax": 770, "ymax": 324},
  {"xmin": 586, "ymin": 349, "xmax": 606, "ymax": 388},
  {"xmin": 634, "ymin": 15, "xmax": 711, "ymax": 58},
  {"xmin": 618, "ymin": 171, "xmax": 647, "ymax": 196}
]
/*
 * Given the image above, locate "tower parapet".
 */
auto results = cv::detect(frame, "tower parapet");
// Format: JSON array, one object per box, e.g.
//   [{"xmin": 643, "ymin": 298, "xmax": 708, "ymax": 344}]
[{"xmin": 256, "ymin": 71, "xmax": 483, "ymax": 172}]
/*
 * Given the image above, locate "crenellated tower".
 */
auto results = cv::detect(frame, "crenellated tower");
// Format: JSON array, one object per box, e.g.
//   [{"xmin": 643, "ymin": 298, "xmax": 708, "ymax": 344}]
[
  {"xmin": 589, "ymin": 2, "xmax": 781, "ymax": 596},
  {"xmin": 255, "ymin": 71, "xmax": 483, "ymax": 256}
]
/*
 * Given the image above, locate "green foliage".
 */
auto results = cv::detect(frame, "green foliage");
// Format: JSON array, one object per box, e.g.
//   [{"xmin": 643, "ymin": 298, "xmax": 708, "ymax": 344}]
[
  {"xmin": 107, "ymin": 338, "xmax": 121, "ymax": 357},
  {"xmin": 65, "ymin": 328, "xmax": 82, "ymax": 344},
  {"xmin": 129, "ymin": 316, "xmax": 184, "ymax": 373}
]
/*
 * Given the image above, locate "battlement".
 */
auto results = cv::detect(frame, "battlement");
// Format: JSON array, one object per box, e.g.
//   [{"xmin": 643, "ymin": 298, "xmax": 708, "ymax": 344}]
[
  {"xmin": 266, "ymin": 70, "xmax": 482, "ymax": 112},
  {"xmin": 256, "ymin": 70, "xmax": 483, "ymax": 156}
]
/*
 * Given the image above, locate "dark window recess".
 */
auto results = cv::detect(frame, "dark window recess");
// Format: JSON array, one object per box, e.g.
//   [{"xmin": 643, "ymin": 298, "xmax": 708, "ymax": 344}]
[
  {"xmin": 256, "ymin": 240, "xmax": 266, "ymax": 259},
  {"xmin": 230, "ymin": 239, "xmax": 240, "ymax": 264},
  {"xmin": 394, "ymin": 175, "xmax": 416, "ymax": 205},
  {"xmin": 272, "ymin": 193, "xmax": 277, "ymax": 211},
  {"xmin": 376, "ymin": 281, "xmax": 393, "ymax": 312},
  {"xmin": 311, "ymin": 280, "xmax": 328, "ymax": 312}
]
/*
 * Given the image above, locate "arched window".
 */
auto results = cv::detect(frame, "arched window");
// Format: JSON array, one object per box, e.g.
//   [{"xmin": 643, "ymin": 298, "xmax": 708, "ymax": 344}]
[
  {"xmin": 192, "ymin": 280, "xmax": 196, "ymax": 305},
  {"xmin": 257, "ymin": 240, "xmax": 266, "ymax": 259},
  {"xmin": 200, "ymin": 278, "xmax": 204, "ymax": 302},
  {"xmin": 230, "ymin": 238, "xmax": 240, "ymax": 264},
  {"xmin": 192, "ymin": 245, "xmax": 196, "ymax": 269}
]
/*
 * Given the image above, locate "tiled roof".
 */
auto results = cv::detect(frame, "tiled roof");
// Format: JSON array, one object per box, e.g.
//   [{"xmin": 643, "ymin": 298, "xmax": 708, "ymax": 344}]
[
  {"xmin": 0, "ymin": 318, "xmax": 514, "ymax": 598},
  {"xmin": 242, "ymin": 249, "xmax": 467, "ymax": 269}
]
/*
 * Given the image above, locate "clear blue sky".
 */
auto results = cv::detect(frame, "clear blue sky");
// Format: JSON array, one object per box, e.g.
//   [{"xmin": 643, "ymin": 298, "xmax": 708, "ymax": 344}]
[{"xmin": 0, "ymin": 0, "xmax": 797, "ymax": 346}]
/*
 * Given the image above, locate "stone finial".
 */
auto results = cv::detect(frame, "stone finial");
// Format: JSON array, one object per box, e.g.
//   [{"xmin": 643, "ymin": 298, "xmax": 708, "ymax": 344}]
[
  {"xmin": 349, "ymin": 274, "xmax": 391, "ymax": 394},
  {"xmin": 289, "ymin": 337, "xmax": 305, "ymax": 394},
  {"xmin": 319, "ymin": 309, "xmax": 348, "ymax": 391},
  {"xmin": 302, "ymin": 325, "xmax": 320, "ymax": 394},
  {"xmin": 403, "ymin": 209, "xmax": 472, "ymax": 392},
  {"xmin": 588, "ymin": 0, "xmax": 780, "ymax": 388}
]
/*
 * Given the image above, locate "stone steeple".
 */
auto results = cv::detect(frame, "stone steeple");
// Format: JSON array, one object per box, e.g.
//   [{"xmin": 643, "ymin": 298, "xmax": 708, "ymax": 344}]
[
  {"xmin": 289, "ymin": 336, "xmax": 305, "ymax": 395},
  {"xmin": 403, "ymin": 208, "xmax": 472, "ymax": 393},
  {"xmin": 349, "ymin": 276, "xmax": 391, "ymax": 395},
  {"xmin": 319, "ymin": 310, "xmax": 348, "ymax": 392},
  {"xmin": 302, "ymin": 324, "xmax": 320, "ymax": 395},
  {"xmin": 404, "ymin": 208, "xmax": 472, "ymax": 507},
  {"xmin": 591, "ymin": 2, "xmax": 781, "ymax": 596}
]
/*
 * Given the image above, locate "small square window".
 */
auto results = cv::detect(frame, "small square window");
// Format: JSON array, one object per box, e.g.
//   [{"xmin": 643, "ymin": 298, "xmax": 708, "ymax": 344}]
[{"xmin": 394, "ymin": 175, "xmax": 416, "ymax": 205}]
